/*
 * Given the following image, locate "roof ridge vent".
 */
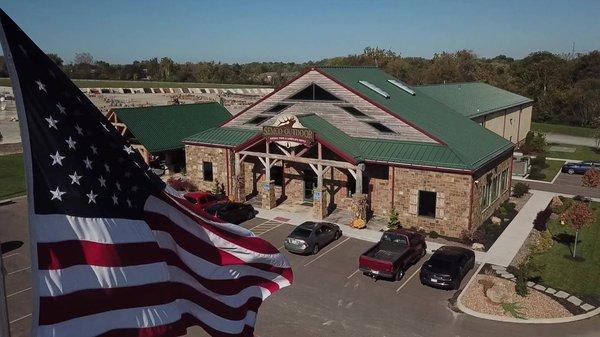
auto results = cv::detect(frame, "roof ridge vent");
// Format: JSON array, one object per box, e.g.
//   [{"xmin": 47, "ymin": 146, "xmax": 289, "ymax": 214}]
[
  {"xmin": 358, "ymin": 80, "xmax": 390, "ymax": 98},
  {"xmin": 387, "ymin": 79, "xmax": 415, "ymax": 96}
]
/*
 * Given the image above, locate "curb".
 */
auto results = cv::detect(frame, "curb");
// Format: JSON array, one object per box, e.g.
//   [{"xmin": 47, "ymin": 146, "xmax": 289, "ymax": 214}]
[
  {"xmin": 456, "ymin": 265, "xmax": 600, "ymax": 324},
  {"xmin": 0, "ymin": 195, "xmax": 26, "ymax": 205}
]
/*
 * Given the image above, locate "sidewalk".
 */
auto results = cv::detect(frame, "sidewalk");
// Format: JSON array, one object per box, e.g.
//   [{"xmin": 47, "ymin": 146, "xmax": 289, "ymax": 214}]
[{"xmin": 485, "ymin": 190, "xmax": 556, "ymax": 267}]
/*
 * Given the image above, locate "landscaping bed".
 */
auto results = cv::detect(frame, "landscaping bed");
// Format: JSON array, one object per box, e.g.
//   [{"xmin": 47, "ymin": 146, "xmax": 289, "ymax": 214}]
[
  {"xmin": 528, "ymin": 197, "xmax": 600, "ymax": 307},
  {"xmin": 461, "ymin": 272, "xmax": 571, "ymax": 319}
]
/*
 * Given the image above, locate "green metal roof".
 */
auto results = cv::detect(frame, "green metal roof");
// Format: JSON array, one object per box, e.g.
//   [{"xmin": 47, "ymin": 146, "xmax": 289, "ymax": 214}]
[
  {"xmin": 417, "ymin": 82, "xmax": 533, "ymax": 118},
  {"xmin": 318, "ymin": 66, "xmax": 514, "ymax": 170},
  {"xmin": 184, "ymin": 127, "xmax": 259, "ymax": 147},
  {"xmin": 297, "ymin": 114, "xmax": 363, "ymax": 161},
  {"xmin": 113, "ymin": 102, "xmax": 231, "ymax": 153}
]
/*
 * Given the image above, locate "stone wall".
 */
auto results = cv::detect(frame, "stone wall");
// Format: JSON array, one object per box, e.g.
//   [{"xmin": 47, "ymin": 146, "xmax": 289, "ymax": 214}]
[
  {"xmin": 470, "ymin": 156, "xmax": 513, "ymax": 230},
  {"xmin": 390, "ymin": 167, "xmax": 472, "ymax": 238},
  {"xmin": 185, "ymin": 145, "xmax": 232, "ymax": 193}
]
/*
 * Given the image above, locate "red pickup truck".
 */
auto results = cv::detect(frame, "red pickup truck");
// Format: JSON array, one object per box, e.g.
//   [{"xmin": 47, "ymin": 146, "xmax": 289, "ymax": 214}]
[{"xmin": 359, "ymin": 229, "xmax": 427, "ymax": 281}]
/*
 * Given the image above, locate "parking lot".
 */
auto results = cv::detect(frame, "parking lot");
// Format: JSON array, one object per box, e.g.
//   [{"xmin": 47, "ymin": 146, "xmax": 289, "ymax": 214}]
[{"xmin": 2, "ymin": 198, "xmax": 599, "ymax": 337}]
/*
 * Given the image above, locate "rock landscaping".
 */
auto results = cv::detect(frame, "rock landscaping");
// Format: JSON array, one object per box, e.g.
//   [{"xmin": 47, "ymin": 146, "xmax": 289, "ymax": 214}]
[{"xmin": 462, "ymin": 273, "xmax": 571, "ymax": 319}]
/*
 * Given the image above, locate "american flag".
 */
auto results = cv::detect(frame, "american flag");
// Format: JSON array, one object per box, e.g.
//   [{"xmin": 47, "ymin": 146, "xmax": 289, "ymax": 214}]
[{"xmin": 0, "ymin": 9, "xmax": 292, "ymax": 337}]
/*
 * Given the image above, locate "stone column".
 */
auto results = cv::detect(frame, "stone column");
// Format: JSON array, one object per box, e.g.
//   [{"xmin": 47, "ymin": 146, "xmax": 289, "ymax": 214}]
[
  {"xmin": 232, "ymin": 174, "xmax": 245, "ymax": 202},
  {"xmin": 261, "ymin": 180, "xmax": 276, "ymax": 209},
  {"xmin": 312, "ymin": 187, "xmax": 328, "ymax": 220},
  {"xmin": 351, "ymin": 193, "xmax": 368, "ymax": 222}
]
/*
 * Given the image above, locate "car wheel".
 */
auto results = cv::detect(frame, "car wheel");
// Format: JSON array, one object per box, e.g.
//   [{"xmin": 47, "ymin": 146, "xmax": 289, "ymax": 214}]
[
  {"xmin": 394, "ymin": 268, "xmax": 404, "ymax": 281},
  {"xmin": 312, "ymin": 244, "xmax": 320, "ymax": 255},
  {"xmin": 568, "ymin": 169, "xmax": 575, "ymax": 174},
  {"xmin": 334, "ymin": 230, "xmax": 341, "ymax": 240},
  {"xmin": 453, "ymin": 279, "xmax": 461, "ymax": 290}
]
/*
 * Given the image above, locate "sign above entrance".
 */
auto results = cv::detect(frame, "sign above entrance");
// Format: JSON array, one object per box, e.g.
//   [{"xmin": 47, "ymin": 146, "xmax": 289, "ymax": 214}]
[{"xmin": 263, "ymin": 114, "xmax": 315, "ymax": 147}]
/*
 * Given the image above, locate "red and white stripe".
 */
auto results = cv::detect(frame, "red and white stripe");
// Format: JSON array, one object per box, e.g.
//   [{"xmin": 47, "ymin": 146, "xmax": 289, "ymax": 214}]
[{"xmin": 33, "ymin": 191, "xmax": 293, "ymax": 337}]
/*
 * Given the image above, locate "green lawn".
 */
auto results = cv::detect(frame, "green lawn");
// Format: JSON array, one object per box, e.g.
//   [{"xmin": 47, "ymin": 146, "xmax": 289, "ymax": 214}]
[
  {"xmin": 0, "ymin": 78, "xmax": 271, "ymax": 89},
  {"xmin": 530, "ymin": 201, "xmax": 600, "ymax": 301},
  {"xmin": 545, "ymin": 145, "xmax": 600, "ymax": 161},
  {"xmin": 532, "ymin": 122, "xmax": 596, "ymax": 138},
  {"xmin": 0, "ymin": 153, "xmax": 25, "ymax": 200},
  {"xmin": 536, "ymin": 159, "xmax": 565, "ymax": 182}
]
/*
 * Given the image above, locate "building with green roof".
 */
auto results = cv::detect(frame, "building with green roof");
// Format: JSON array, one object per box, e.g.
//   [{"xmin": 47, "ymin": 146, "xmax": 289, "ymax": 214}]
[
  {"xmin": 183, "ymin": 66, "xmax": 531, "ymax": 238},
  {"xmin": 108, "ymin": 102, "xmax": 231, "ymax": 171}
]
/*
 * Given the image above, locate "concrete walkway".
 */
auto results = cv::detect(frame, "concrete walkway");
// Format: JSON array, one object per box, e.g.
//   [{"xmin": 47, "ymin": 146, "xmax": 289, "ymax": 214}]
[
  {"xmin": 546, "ymin": 133, "xmax": 596, "ymax": 147},
  {"xmin": 485, "ymin": 190, "xmax": 556, "ymax": 267}
]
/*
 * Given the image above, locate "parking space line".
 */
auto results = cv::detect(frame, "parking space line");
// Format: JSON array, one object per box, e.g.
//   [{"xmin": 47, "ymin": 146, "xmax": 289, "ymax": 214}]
[
  {"xmin": 303, "ymin": 237, "xmax": 350, "ymax": 267},
  {"xmin": 2, "ymin": 252, "xmax": 19, "ymax": 258},
  {"xmin": 395, "ymin": 269, "xmax": 420, "ymax": 293},
  {"xmin": 248, "ymin": 220, "xmax": 270, "ymax": 231},
  {"xmin": 256, "ymin": 223, "xmax": 284, "ymax": 236},
  {"xmin": 7, "ymin": 266, "xmax": 30, "ymax": 275},
  {"xmin": 277, "ymin": 245, "xmax": 284, "ymax": 250},
  {"xmin": 346, "ymin": 269, "xmax": 360, "ymax": 279},
  {"xmin": 10, "ymin": 313, "xmax": 31, "ymax": 324},
  {"xmin": 7, "ymin": 287, "xmax": 31, "ymax": 298}
]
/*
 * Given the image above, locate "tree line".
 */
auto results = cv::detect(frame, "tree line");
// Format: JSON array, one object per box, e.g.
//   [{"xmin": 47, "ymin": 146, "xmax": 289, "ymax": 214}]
[{"xmin": 0, "ymin": 47, "xmax": 598, "ymax": 127}]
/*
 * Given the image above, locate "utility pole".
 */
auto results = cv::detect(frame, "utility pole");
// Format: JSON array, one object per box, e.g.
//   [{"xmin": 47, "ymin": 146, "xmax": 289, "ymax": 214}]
[{"xmin": 0, "ymin": 244, "xmax": 10, "ymax": 337}]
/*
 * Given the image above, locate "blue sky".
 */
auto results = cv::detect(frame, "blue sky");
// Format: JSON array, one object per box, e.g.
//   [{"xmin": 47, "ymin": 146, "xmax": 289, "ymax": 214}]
[{"xmin": 1, "ymin": 0, "xmax": 599, "ymax": 64}]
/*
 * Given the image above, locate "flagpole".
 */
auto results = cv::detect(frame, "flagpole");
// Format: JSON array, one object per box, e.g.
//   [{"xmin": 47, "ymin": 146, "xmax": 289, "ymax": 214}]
[{"xmin": 0, "ymin": 244, "xmax": 11, "ymax": 337}]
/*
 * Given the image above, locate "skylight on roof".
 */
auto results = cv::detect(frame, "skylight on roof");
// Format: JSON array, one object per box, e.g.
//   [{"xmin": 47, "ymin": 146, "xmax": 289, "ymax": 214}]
[
  {"xmin": 358, "ymin": 80, "xmax": 390, "ymax": 98},
  {"xmin": 387, "ymin": 79, "xmax": 415, "ymax": 96}
]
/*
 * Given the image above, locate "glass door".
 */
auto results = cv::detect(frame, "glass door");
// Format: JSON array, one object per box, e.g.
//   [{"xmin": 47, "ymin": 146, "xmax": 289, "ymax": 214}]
[{"xmin": 303, "ymin": 169, "xmax": 317, "ymax": 202}]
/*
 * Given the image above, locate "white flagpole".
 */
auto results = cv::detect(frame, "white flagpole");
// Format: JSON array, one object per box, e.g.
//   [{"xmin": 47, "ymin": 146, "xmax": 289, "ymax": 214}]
[
  {"xmin": 0, "ymin": 13, "xmax": 40, "ymax": 337},
  {"xmin": 0, "ymin": 245, "xmax": 11, "ymax": 337}
]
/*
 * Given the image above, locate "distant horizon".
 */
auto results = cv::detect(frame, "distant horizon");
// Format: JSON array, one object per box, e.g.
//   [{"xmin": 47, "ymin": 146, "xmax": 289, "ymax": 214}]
[{"xmin": 0, "ymin": 0, "xmax": 599, "ymax": 64}]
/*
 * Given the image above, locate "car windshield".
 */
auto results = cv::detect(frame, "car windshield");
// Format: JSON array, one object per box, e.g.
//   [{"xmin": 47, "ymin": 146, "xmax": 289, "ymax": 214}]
[
  {"xmin": 381, "ymin": 233, "xmax": 408, "ymax": 245},
  {"xmin": 206, "ymin": 195, "xmax": 217, "ymax": 202},
  {"xmin": 291, "ymin": 227, "xmax": 313, "ymax": 238},
  {"xmin": 428, "ymin": 254, "xmax": 460, "ymax": 267}
]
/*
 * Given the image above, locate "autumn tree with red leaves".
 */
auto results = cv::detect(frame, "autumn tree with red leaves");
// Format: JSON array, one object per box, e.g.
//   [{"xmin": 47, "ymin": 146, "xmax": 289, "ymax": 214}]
[
  {"xmin": 582, "ymin": 166, "xmax": 600, "ymax": 188},
  {"xmin": 561, "ymin": 201, "xmax": 596, "ymax": 258}
]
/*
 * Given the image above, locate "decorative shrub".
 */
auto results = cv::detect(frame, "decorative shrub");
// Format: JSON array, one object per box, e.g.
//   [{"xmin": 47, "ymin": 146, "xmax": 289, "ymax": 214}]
[
  {"xmin": 514, "ymin": 265, "xmax": 530, "ymax": 297},
  {"xmin": 512, "ymin": 182, "xmax": 530, "ymax": 198},
  {"xmin": 469, "ymin": 228, "xmax": 486, "ymax": 244},
  {"xmin": 532, "ymin": 230, "xmax": 554, "ymax": 253},
  {"xmin": 527, "ymin": 165, "xmax": 545, "ymax": 180},
  {"xmin": 167, "ymin": 177, "xmax": 197, "ymax": 192},
  {"xmin": 387, "ymin": 208, "xmax": 400, "ymax": 230},
  {"xmin": 530, "ymin": 155, "xmax": 548, "ymax": 169},
  {"xmin": 212, "ymin": 179, "xmax": 225, "ymax": 196},
  {"xmin": 582, "ymin": 166, "xmax": 600, "ymax": 187},
  {"xmin": 533, "ymin": 207, "xmax": 552, "ymax": 231},
  {"xmin": 429, "ymin": 231, "xmax": 439, "ymax": 239}
]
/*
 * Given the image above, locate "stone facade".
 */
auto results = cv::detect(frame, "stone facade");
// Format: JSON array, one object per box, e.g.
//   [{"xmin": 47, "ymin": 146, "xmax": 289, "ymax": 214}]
[
  {"xmin": 185, "ymin": 145, "xmax": 233, "ymax": 194},
  {"xmin": 185, "ymin": 142, "xmax": 512, "ymax": 239}
]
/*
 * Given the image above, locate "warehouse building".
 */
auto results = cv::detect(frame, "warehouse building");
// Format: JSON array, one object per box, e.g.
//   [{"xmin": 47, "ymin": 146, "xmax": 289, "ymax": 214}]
[
  {"xmin": 108, "ymin": 102, "xmax": 231, "ymax": 172},
  {"xmin": 183, "ymin": 67, "xmax": 529, "ymax": 238}
]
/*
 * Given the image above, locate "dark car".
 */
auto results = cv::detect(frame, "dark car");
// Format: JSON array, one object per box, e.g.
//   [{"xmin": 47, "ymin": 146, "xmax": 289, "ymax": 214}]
[
  {"xmin": 561, "ymin": 161, "xmax": 600, "ymax": 175},
  {"xmin": 284, "ymin": 221, "xmax": 342, "ymax": 255},
  {"xmin": 420, "ymin": 246, "xmax": 475, "ymax": 290},
  {"xmin": 359, "ymin": 229, "xmax": 426, "ymax": 280},
  {"xmin": 204, "ymin": 202, "xmax": 256, "ymax": 224}
]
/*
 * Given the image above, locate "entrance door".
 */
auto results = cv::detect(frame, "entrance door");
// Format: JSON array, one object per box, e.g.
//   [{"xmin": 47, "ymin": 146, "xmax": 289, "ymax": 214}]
[{"xmin": 303, "ymin": 169, "xmax": 317, "ymax": 202}]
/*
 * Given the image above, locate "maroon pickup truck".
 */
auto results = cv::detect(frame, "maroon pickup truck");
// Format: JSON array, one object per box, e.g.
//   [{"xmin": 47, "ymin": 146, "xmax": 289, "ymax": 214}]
[{"xmin": 359, "ymin": 229, "xmax": 427, "ymax": 281}]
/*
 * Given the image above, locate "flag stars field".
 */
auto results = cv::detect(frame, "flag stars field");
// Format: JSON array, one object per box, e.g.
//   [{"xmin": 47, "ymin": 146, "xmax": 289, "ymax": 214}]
[{"xmin": 0, "ymin": 9, "xmax": 292, "ymax": 337}]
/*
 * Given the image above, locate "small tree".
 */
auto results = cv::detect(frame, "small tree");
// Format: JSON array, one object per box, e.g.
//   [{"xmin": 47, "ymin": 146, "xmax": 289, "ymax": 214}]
[
  {"xmin": 561, "ymin": 202, "xmax": 596, "ymax": 258},
  {"xmin": 512, "ymin": 182, "xmax": 530, "ymax": 197},
  {"xmin": 387, "ymin": 208, "xmax": 400, "ymax": 230},
  {"xmin": 582, "ymin": 166, "xmax": 600, "ymax": 187}
]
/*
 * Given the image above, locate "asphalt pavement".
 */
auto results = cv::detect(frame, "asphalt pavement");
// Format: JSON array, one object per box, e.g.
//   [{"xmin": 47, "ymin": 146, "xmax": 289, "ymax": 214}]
[{"xmin": 1, "ymin": 199, "xmax": 598, "ymax": 337}]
